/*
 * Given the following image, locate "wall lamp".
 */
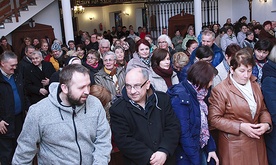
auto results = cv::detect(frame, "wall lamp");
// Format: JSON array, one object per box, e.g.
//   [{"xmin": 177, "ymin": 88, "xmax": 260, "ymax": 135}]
[
  {"xmin": 123, "ymin": 11, "xmax": 130, "ymax": 16},
  {"xmin": 259, "ymin": 0, "xmax": 267, "ymax": 2},
  {"xmin": 89, "ymin": 17, "xmax": 94, "ymax": 21}
]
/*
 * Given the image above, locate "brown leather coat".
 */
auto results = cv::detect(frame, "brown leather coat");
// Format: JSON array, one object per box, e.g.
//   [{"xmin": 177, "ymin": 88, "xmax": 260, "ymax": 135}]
[{"xmin": 208, "ymin": 75, "xmax": 272, "ymax": 165}]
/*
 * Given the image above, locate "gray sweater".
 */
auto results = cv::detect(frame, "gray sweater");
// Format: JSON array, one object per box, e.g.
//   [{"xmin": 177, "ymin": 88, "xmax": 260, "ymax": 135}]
[{"xmin": 12, "ymin": 83, "xmax": 112, "ymax": 165}]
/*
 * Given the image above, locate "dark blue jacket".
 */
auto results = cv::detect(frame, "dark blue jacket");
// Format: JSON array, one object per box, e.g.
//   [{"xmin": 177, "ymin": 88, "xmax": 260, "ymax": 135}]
[
  {"xmin": 0, "ymin": 70, "xmax": 25, "ymax": 138},
  {"xmin": 173, "ymin": 63, "xmax": 191, "ymax": 82},
  {"xmin": 261, "ymin": 60, "xmax": 276, "ymax": 165},
  {"xmin": 167, "ymin": 80, "xmax": 216, "ymax": 165},
  {"xmin": 190, "ymin": 44, "xmax": 224, "ymax": 67}
]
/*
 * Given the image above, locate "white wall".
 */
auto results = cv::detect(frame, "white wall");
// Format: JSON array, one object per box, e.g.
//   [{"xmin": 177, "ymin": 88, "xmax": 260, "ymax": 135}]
[
  {"xmin": 75, "ymin": 3, "xmax": 144, "ymax": 34},
  {"xmin": 32, "ymin": 0, "xmax": 62, "ymax": 40},
  {"xmin": 218, "ymin": 0, "xmax": 276, "ymax": 25}
]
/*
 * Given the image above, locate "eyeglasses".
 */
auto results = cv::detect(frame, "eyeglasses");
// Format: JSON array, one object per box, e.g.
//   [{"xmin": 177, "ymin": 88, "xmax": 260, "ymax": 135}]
[
  {"xmin": 158, "ymin": 41, "xmax": 167, "ymax": 44},
  {"xmin": 86, "ymin": 57, "xmax": 97, "ymax": 60},
  {"xmin": 103, "ymin": 58, "xmax": 115, "ymax": 62},
  {"xmin": 125, "ymin": 79, "xmax": 148, "ymax": 91}
]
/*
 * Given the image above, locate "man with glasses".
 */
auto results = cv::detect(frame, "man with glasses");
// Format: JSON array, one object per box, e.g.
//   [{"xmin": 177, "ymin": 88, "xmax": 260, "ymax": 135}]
[{"xmin": 110, "ymin": 67, "xmax": 180, "ymax": 165}]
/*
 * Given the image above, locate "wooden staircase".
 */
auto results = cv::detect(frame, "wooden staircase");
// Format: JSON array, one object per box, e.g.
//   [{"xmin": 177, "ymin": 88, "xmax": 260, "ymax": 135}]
[{"xmin": 0, "ymin": 0, "xmax": 55, "ymax": 36}]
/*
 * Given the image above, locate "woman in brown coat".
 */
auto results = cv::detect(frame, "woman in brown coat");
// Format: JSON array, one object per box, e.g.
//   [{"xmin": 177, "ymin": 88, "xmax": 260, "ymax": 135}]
[{"xmin": 208, "ymin": 49, "xmax": 272, "ymax": 165}]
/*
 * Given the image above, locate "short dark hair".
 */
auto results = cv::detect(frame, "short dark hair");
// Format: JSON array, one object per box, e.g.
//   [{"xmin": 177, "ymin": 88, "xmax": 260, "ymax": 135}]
[
  {"xmin": 230, "ymin": 48, "xmax": 255, "ymax": 71},
  {"xmin": 254, "ymin": 39, "xmax": 273, "ymax": 52},
  {"xmin": 151, "ymin": 48, "xmax": 169, "ymax": 68},
  {"xmin": 59, "ymin": 64, "xmax": 90, "ymax": 86},
  {"xmin": 68, "ymin": 40, "xmax": 75, "ymax": 45},
  {"xmin": 186, "ymin": 39, "xmax": 198, "ymax": 49},
  {"xmin": 195, "ymin": 45, "xmax": 214, "ymax": 59},
  {"xmin": 135, "ymin": 39, "xmax": 150, "ymax": 52},
  {"xmin": 187, "ymin": 61, "xmax": 217, "ymax": 90},
  {"xmin": 225, "ymin": 44, "xmax": 241, "ymax": 59}
]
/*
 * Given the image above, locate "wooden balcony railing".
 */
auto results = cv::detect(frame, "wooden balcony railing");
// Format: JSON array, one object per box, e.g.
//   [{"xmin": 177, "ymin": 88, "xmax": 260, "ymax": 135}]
[{"xmin": 0, "ymin": 0, "xmax": 36, "ymax": 24}]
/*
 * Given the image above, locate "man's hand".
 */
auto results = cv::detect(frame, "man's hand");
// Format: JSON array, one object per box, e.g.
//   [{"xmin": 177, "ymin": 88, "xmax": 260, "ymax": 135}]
[
  {"xmin": 0, "ymin": 120, "xmax": 9, "ymax": 134},
  {"xmin": 150, "ymin": 151, "xmax": 167, "ymax": 165},
  {"xmin": 41, "ymin": 78, "xmax": 49, "ymax": 87},
  {"xmin": 39, "ymin": 88, "xmax": 48, "ymax": 96}
]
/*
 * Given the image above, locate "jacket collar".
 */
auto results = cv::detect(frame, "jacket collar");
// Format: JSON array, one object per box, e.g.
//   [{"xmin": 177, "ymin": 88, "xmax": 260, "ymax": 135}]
[{"xmin": 226, "ymin": 74, "xmax": 257, "ymax": 99}]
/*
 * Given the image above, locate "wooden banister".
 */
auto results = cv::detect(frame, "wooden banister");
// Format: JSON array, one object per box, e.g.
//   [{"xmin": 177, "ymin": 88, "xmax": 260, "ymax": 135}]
[{"xmin": 0, "ymin": 0, "xmax": 36, "ymax": 24}]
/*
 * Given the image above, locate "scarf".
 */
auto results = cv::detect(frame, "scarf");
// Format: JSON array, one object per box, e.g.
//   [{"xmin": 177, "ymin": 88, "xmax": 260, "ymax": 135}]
[
  {"xmin": 87, "ymin": 61, "xmax": 99, "ymax": 69},
  {"xmin": 188, "ymin": 81, "xmax": 210, "ymax": 148},
  {"xmin": 230, "ymin": 74, "xmax": 257, "ymax": 118},
  {"xmin": 152, "ymin": 66, "xmax": 173, "ymax": 87},
  {"xmin": 104, "ymin": 67, "xmax": 120, "ymax": 95},
  {"xmin": 138, "ymin": 54, "xmax": 151, "ymax": 67}
]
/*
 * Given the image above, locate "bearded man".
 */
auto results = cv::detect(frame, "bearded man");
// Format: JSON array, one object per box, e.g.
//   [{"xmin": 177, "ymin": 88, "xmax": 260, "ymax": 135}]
[{"xmin": 13, "ymin": 64, "xmax": 112, "ymax": 165}]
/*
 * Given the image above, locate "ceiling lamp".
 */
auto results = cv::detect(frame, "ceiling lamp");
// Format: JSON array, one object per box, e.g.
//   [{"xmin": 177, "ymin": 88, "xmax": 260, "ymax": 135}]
[{"xmin": 74, "ymin": 4, "xmax": 85, "ymax": 14}]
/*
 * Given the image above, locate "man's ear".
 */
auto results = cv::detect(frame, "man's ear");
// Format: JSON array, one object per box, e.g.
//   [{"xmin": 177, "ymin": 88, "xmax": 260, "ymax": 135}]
[
  {"xmin": 146, "ymin": 80, "xmax": 151, "ymax": 90},
  {"xmin": 60, "ymin": 84, "xmax": 68, "ymax": 94}
]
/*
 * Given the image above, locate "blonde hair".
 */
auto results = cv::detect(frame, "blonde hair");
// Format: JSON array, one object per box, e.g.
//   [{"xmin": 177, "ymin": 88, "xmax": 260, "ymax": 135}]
[{"xmin": 173, "ymin": 52, "xmax": 189, "ymax": 67}]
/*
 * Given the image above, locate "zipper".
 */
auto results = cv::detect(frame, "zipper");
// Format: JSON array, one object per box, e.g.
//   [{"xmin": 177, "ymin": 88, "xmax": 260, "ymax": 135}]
[{"xmin": 72, "ymin": 108, "xmax": 82, "ymax": 165}]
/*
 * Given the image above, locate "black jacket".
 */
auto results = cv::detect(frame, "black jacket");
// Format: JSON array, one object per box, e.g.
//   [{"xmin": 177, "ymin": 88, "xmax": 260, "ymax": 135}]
[
  {"xmin": 24, "ymin": 61, "xmax": 56, "ymax": 104},
  {"xmin": 110, "ymin": 86, "xmax": 180, "ymax": 165},
  {"xmin": 0, "ymin": 70, "xmax": 25, "ymax": 138}
]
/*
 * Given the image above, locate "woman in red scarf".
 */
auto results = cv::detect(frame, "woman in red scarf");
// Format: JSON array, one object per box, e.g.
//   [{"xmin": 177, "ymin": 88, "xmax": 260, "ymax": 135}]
[{"xmin": 150, "ymin": 48, "xmax": 179, "ymax": 92}]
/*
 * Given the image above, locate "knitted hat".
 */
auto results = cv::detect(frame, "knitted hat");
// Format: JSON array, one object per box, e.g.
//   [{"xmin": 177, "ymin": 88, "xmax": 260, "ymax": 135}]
[
  {"xmin": 263, "ymin": 21, "xmax": 272, "ymax": 28},
  {"xmin": 51, "ymin": 42, "xmax": 61, "ymax": 51}
]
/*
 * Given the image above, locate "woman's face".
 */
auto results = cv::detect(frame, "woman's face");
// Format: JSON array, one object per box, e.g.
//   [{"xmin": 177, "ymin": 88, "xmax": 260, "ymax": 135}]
[
  {"xmin": 41, "ymin": 43, "xmax": 48, "ymax": 51},
  {"xmin": 33, "ymin": 39, "xmax": 39, "ymax": 46},
  {"xmin": 264, "ymin": 24, "xmax": 271, "ymax": 32},
  {"xmin": 115, "ymin": 48, "xmax": 125, "ymax": 61},
  {"xmin": 227, "ymin": 29, "xmax": 233, "ymax": 36},
  {"xmin": 25, "ymin": 39, "xmax": 31, "ymax": 46},
  {"xmin": 187, "ymin": 43, "xmax": 198, "ymax": 53},
  {"xmin": 254, "ymin": 49, "xmax": 269, "ymax": 61},
  {"xmin": 77, "ymin": 47, "xmax": 85, "ymax": 58},
  {"xmin": 247, "ymin": 33, "xmax": 254, "ymax": 41},
  {"xmin": 103, "ymin": 54, "xmax": 116, "ymax": 70},
  {"xmin": 145, "ymin": 37, "xmax": 152, "ymax": 44},
  {"xmin": 84, "ymin": 39, "xmax": 90, "ymax": 46},
  {"xmin": 31, "ymin": 53, "xmax": 43, "ymax": 66},
  {"xmin": 86, "ymin": 53, "xmax": 98, "ymax": 66},
  {"xmin": 231, "ymin": 64, "xmax": 252, "ymax": 85},
  {"xmin": 188, "ymin": 29, "xmax": 194, "ymax": 36},
  {"xmin": 138, "ymin": 43, "xmax": 150, "ymax": 58},
  {"xmin": 159, "ymin": 54, "xmax": 170, "ymax": 69},
  {"xmin": 121, "ymin": 41, "xmax": 129, "ymax": 50},
  {"xmin": 158, "ymin": 38, "xmax": 168, "ymax": 50}
]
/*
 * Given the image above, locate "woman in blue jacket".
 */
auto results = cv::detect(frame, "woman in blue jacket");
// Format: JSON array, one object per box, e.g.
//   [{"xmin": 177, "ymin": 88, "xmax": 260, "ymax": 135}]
[{"xmin": 167, "ymin": 61, "xmax": 219, "ymax": 165}]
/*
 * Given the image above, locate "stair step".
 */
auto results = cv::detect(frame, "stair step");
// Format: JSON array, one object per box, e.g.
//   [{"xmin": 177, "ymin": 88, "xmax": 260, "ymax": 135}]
[
  {"xmin": 28, "ymin": 1, "xmax": 37, "ymax": 6},
  {"xmin": 4, "ymin": 16, "xmax": 12, "ymax": 23},
  {"xmin": 0, "ymin": 23, "xmax": 4, "ymax": 29},
  {"xmin": 19, "ymin": 6, "xmax": 29, "ymax": 11},
  {"xmin": 12, "ymin": 11, "xmax": 21, "ymax": 17}
]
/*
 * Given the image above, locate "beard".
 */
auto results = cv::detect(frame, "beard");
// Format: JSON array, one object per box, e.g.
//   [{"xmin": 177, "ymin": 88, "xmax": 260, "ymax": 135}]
[{"xmin": 67, "ymin": 89, "xmax": 88, "ymax": 106}]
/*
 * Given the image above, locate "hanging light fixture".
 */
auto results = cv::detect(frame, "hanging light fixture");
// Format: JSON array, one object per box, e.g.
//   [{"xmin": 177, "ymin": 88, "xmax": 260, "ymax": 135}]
[{"xmin": 74, "ymin": 4, "xmax": 85, "ymax": 14}]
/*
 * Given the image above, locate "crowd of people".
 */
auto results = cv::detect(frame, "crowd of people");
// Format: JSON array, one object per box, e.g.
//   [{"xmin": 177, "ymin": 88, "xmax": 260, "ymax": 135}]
[{"xmin": 0, "ymin": 15, "xmax": 276, "ymax": 165}]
